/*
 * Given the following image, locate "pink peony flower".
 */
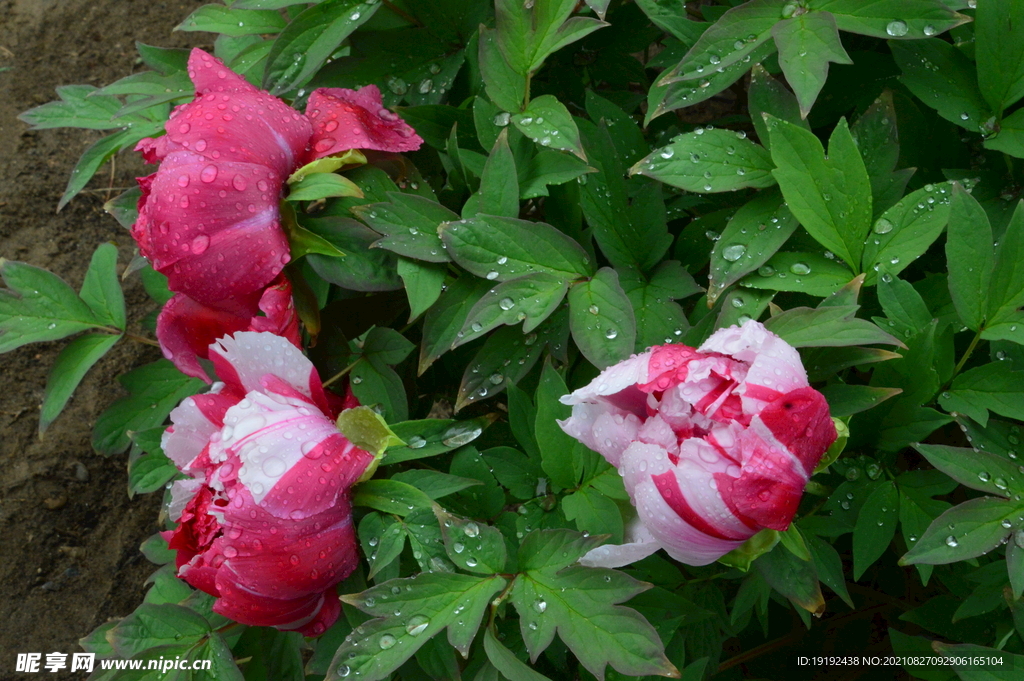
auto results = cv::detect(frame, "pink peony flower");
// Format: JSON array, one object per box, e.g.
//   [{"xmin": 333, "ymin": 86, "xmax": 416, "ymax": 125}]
[
  {"xmin": 162, "ymin": 332, "xmax": 373, "ymax": 635},
  {"xmin": 559, "ymin": 320, "xmax": 837, "ymax": 567},
  {"xmin": 131, "ymin": 49, "xmax": 423, "ymax": 377}
]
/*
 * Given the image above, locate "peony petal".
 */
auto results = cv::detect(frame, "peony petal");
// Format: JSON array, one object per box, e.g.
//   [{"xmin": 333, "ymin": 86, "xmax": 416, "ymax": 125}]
[
  {"xmin": 306, "ymin": 86, "xmax": 423, "ymax": 158},
  {"xmin": 756, "ymin": 387, "xmax": 837, "ymax": 475},
  {"xmin": 133, "ymin": 153, "xmax": 290, "ymax": 306},
  {"xmin": 210, "ymin": 331, "xmax": 318, "ymax": 400},
  {"xmin": 163, "ymin": 390, "xmax": 228, "ymax": 470},
  {"xmin": 168, "ymin": 478, "xmax": 204, "ymax": 522},
  {"xmin": 579, "ymin": 518, "xmax": 662, "ymax": 568},
  {"xmin": 719, "ymin": 427, "xmax": 809, "ymax": 531},
  {"xmin": 162, "ymin": 49, "xmax": 311, "ymax": 176},
  {"xmin": 560, "ymin": 350, "xmax": 651, "ymax": 406},
  {"xmin": 558, "ymin": 402, "xmax": 642, "ymax": 468},
  {"xmin": 157, "ymin": 294, "xmax": 253, "ymax": 381}
]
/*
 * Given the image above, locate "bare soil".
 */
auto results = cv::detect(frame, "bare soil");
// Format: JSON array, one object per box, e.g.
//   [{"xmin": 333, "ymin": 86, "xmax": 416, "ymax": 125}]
[{"xmin": 0, "ymin": 1, "xmax": 205, "ymax": 677}]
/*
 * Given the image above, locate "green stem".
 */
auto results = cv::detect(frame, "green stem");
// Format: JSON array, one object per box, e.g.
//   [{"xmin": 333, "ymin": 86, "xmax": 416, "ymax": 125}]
[
  {"xmin": 523, "ymin": 72, "xmax": 532, "ymax": 109},
  {"xmin": 323, "ymin": 357, "xmax": 363, "ymax": 388},
  {"xmin": 952, "ymin": 328, "xmax": 983, "ymax": 378},
  {"xmin": 97, "ymin": 325, "xmax": 160, "ymax": 348}
]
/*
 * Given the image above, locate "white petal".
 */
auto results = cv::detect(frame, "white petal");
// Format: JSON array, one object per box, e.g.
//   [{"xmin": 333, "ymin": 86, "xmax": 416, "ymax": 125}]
[
  {"xmin": 580, "ymin": 519, "xmax": 662, "ymax": 568},
  {"xmin": 211, "ymin": 331, "xmax": 315, "ymax": 398},
  {"xmin": 560, "ymin": 350, "xmax": 651, "ymax": 405},
  {"xmin": 559, "ymin": 402, "xmax": 642, "ymax": 468},
  {"xmin": 163, "ymin": 390, "xmax": 222, "ymax": 469},
  {"xmin": 168, "ymin": 478, "xmax": 203, "ymax": 521}
]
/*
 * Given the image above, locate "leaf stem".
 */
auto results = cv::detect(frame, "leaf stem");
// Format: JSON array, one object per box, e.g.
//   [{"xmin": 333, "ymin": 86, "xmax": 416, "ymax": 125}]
[
  {"xmin": 381, "ymin": 0, "xmax": 422, "ymax": 27},
  {"xmin": 97, "ymin": 325, "xmax": 160, "ymax": 348},
  {"xmin": 323, "ymin": 357, "xmax": 363, "ymax": 388},
  {"xmin": 951, "ymin": 327, "xmax": 983, "ymax": 379}
]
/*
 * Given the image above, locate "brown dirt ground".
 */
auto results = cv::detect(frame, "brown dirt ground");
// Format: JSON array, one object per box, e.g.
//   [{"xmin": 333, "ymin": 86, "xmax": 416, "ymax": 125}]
[{"xmin": 0, "ymin": 1, "xmax": 206, "ymax": 677}]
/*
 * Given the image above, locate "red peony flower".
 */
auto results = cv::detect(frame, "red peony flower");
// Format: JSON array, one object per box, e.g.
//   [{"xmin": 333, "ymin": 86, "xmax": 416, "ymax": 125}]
[
  {"xmin": 131, "ymin": 49, "xmax": 423, "ymax": 379},
  {"xmin": 162, "ymin": 332, "xmax": 373, "ymax": 636}
]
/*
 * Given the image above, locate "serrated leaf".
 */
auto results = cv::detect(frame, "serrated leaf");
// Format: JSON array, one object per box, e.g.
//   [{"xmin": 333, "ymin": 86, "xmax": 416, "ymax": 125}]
[
  {"xmin": 568, "ymin": 268, "xmax": 635, "ymax": 370},
  {"xmin": 484, "ymin": 626, "xmax": 553, "ymax": 681},
  {"xmin": 512, "ymin": 95, "xmax": 585, "ymax": 160},
  {"xmin": 852, "ymin": 480, "xmax": 899, "ymax": 579},
  {"xmin": 79, "ymin": 243, "xmax": 125, "ymax": 329},
  {"xmin": 93, "ymin": 360, "xmax": 206, "ymax": 455},
  {"xmin": 330, "ymin": 573, "xmax": 506, "ymax": 679},
  {"xmin": 39, "ymin": 333, "xmax": 121, "ymax": 433},
  {"xmin": 440, "ymin": 215, "xmax": 593, "ymax": 282},
  {"xmin": 767, "ymin": 116, "xmax": 872, "ymax": 271},
  {"xmin": 454, "ymin": 273, "xmax": 568, "ymax": 348},
  {"xmin": 355, "ymin": 192, "xmax": 457, "ymax": 263},
  {"xmin": 707, "ymin": 189, "xmax": 799, "ymax": 304},
  {"xmin": 772, "ymin": 11, "xmax": 852, "ymax": 118},
  {"xmin": 632, "ymin": 128, "xmax": 775, "ymax": 193},
  {"xmin": 861, "ymin": 181, "xmax": 956, "ymax": 285},
  {"xmin": 176, "ymin": 5, "xmax": 287, "ymax": 36},
  {"xmin": 18, "ymin": 85, "xmax": 125, "ymax": 130},
  {"xmin": 263, "ymin": 0, "xmax": 377, "ymax": 94},
  {"xmin": 510, "ymin": 566, "xmax": 676, "ymax": 680},
  {"xmin": 890, "ymin": 38, "xmax": 990, "ymax": 133},
  {"xmin": 764, "ymin": 305, "xmax": 901, "ymax": 348},
  {"xmin": 0, "ymin": 259, "xmax": 103, "ymax": 352},
  {"xmin": 900, "ymin": 496, "xmax": 1019, "ymax": 566}
]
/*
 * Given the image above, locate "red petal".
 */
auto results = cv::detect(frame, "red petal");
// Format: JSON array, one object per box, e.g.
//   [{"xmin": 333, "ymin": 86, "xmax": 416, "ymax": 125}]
[
  {"xmin": 157, "ymin": 294, "xmax": 254, "ymax": 380},
  {"xmin": 305, "ymin": 86, "xmax": 423, "ymax": 159},
  {"xmin": 758, "ymin": 387, "xmax": 837, "ymax": 474}
]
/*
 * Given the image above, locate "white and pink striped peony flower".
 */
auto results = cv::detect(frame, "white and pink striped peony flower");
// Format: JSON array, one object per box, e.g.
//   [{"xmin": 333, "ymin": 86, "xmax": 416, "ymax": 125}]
[
  {"xmin": 161, "ymin": 331, "xmax": 373, "ymax": 636},
  {"xmin": 559, "ymin": 320, "xmax": 837, "ymax": 567}
]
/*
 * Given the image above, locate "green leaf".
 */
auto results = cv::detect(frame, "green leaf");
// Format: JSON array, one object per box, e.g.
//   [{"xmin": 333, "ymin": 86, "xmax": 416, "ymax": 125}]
[
  {"xmin": 479, "ymin": 27, "xmax": 527, "ymax": 113},
  {"xmin": 851, "ymin": 91, "xmax": 913, "ymax": 215},
  {"xmin": 440, "ymin": 215, "xmax": 593, "ymax": 282},
  {"xmin": 510, "ymin": 565, "xmax": 676, "ymax": 680},
  {"xmin": 0, "ymin": 259, "xmax": 103, "ymax": 353},
  {"xmin": 382, "ymin": 415, "xmax": 495, "ymax": 465},
  {"xmin": 741, "ymin": 252, "xmax": 853, "ymax": 298},
  {"xmin": 287, "ymin": 173, "xmax": 363, "ymax": 201},
  {"xmin": 129, "ymin": 449, "xmax": 179, "ymax": 497},
  {"xmin": 350, "ymin": 356, "xmax": 408, "ymax": 422},
  {"xmin": 804, "ymin": 532, "xmax": 854, "ymax": 607},
  {"xmin": 464, "ymin": 129, "xmax": 520, "ymax": 219},
  {"xmin": 975, "ymin": 0, "xmax": 1024, "ymax": 113},
  {"xmin": 755, "ymin": 544, "xmax": 825, "ymax": 615},
  {"xmin": 519, "ymin": 150, "xmax": 595, "ymax": 199},
  {"xmin": 18, "ymin": 85, "xmax": 126, "ymax": 130},
  {"xmin": 518, "ymin": 529, "xmax": 608, "ymax": 571},
  {"xmin": 392, "ymin": 470, "xmax": 483, "ymax": 500},
  {"xmin": 852, "ymin": 480, "xmax": 900, "ymax": 580},
  {"xmin": 767, "ymin": 116, "xmax": 872, "ymax": 271},
  {"xmin": 939, "ymin": 362, "xmax": 1024, "ymax": 427},
  {"xmin": 352, "ymin": 479, "xmax": 434, "ymax": 517},
  {"xmin": 986, "ymin": 201, "xmax": 1024, "ymax": 326},
  {"xmin": 483, "ymin": 447, "xmax": 542, "ymax": 500},
  {"xmin": 93, "ymin": 360, "xmax": 206, "ymax": 455},
  {"xmin": 39, "ymin": 333, "xmax": 121, "ymax": 433},
  {"xmin": 80, "ymin": 243, "xmax": 125, "ymax": 330},
  {"xmin": 232, "ymin": 627, "xmax": 304, "ymax": 681},
  {"xmin": 619, "ymin": 263, "xmax": 696, "ymax": 352},
  {"xmin": 435, "ymin": 509, "xmax": 507, "ymax": 574},
  {"xmin": 305, "ymin": 218, "xmax": 402, "ymax": 292},
  {"xmin": 900, "ymin": 496, "xmax": 1019, "ymax": 566},
  {"xmin": 932, "ymin": 643, "xmax": 1024, "ymax": 681},
  {"xmin": 338, "ymin": 405, "xmax": 404, "ymax": 473},
  {"xmin": 890, "ymin": 38, "xmax": 990, "ymax": 133},
  {"xmin": 135, "ymin": 43, "xmax": 190, "ymax": 75},
  {"xmin": 715, "ymin": 287, "xmax": 775, "ymax": 331},
  {"xmin": 494, "ymin": 0, "xmax": 607, "ymax": 76},
  {"xmin": 818, "ymin": 384, "xmax": 902, "ymax": 417},
  {"xmin": 659, "ymin": 0, "xmax": 781, "ymax": 84},
  {"xmin": 562, "ymin": 486, "xmax": 624, "ymax": 543},
  {"xmin": 568, "ymin": 268, "xmax": 636, "ymax": 370},
  {"xmin": 455, "ymin": 273, "xmax": 569, "ymax": 347},
  {"xmin": 512, "ymin": 95, "xmax": 585, "ymax": 160},
  {"xmin": 176, "ymin": 5, "xmax": 287, "ymax": 36},
  {"xmin": 58, "ymin": 125, "xmax": 161, "ymax": 210},
  {"xmin": 578, "ymin": 120, "xmax": 672, "ymax": 271},
  {"xmin": 946, "ymin": 184, "xmax": 994, "ymax": 331},
  {"xmin": 764, "ymin": 305, "xmax": 901, "ymax": 348},
  {"xmin": 809, "ymin": 0, "xmax": 969, "ymax": 40},
  {"xmin": 419, "ymin": 276, "xmax": 491, "ymax": 374},
  {"xmin": 359, "ymin": 513, "xmax": 407, "ymax": 579},
  {"xmin": 878, "ymin": 274, "xmax": 932, "ymax": 340},
  {"xmin": 862, "ymin": 182, "xmax": 956, "ymax": 285},
  {"xmin": 771, "ymin": 11, "xmax": 852, "ymax": 118},
  {"xmin": 354, "ymin": 192, "xmax": 457, "ymax": 263},
  {"xmin": 456, "ymin": 311, "xmax": 567, "ymax": 411},
  {"xmin": 707, "ymin": 189, "xmax": 800, "ymax": 304},
  {"xmin": 913, "ymin": 443, "xmax": 1024, "ymax": 498},
  {"xmin": 263, "ymin": 0, "xmax": 377, "ymax": 94},
  {"xmin": 287, "ymin": 150, "xmax": 365, "ymax": 184},
  {"xmin": 484, "ymin": 626, "xmax": 553, "ymax": 681},
  {"xmin": 632, "ymin": 128, "xmax": 776, "ymax": 193},
  {"xmin": 984, "ymin": 108, "xmax": 1024, "ymax": 159},
  {"xmin": 109, "ymin": 603, "xmax": 211, "ymax": 658},
  {"xmin": 635, "ymin": 0, "xmax": 709, "ymax": 44},
  {"xmin": 397, "ymin": 258, "xmax": 446, "ymax": 323},
  {"xmin": 535, "ymin": 360, "xmax": 580, "ymax": 489},
  {"xmin": 748, "ymin": 64, "xmax": 810, "ymax": 151},
  {"xmin": 331, "ymin": 573, "xmax": 506, "ymax": 679}
]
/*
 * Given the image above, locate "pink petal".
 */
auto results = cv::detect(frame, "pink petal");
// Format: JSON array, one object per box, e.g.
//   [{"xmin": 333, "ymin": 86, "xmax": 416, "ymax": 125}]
[
  {"xmin": 717, "ymin": 427, "xmax": 809, "ymax": 531},
  {"xmin": 133, "ymin": 153, "xmax": 290, "ymax": 305},
  {"xmin": 560, "ymin": 351, "xmax": 651, "ymax": 406},
  {"xmin": 157, "ymin": 294, "xmax": 253, "ymax": 380},
  {"xmin": 306, "ymin": 86, "xmax": 424, "ymax": 159},
  {"xmin": 755, "ymin": 387, "xmax": 837, "ymax": 475},
  {"xmin": 159, "ymin": 49, "xmax": 311, "ymax": 177},
  {"xmin": 163, "ymin": 388, "xmax": 231, "ymax": 470},
  {"xmin": 558, "ymin": 402, "xmax": 642, "ymax": 468}
]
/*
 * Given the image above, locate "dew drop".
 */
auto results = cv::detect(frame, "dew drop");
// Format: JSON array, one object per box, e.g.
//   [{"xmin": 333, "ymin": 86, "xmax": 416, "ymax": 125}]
[
  {"xmin": 886, "ymin": 20, "xmax": 908, "ymax": 37},
  {"xmin": 722, "ymin": 244, "xmax": 746, "ymax": 262}
]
